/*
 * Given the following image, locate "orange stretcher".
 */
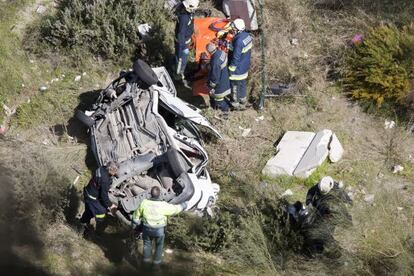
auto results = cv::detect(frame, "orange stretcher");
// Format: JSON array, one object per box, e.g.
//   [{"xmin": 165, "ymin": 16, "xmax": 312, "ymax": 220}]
[{"xmin": 192, "ymin": 17, "xmax": 231, "ymax": 97}]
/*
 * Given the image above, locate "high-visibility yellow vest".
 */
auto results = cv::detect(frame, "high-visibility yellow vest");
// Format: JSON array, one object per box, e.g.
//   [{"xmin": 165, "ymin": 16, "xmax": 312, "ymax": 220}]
[{"xmin": 132, "ymin": 199, "xmax": 183, "ymax": 228}]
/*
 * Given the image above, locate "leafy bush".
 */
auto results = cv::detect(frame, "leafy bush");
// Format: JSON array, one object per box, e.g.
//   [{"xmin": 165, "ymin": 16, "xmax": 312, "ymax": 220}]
[
  {"xmin": 342, "ymin": 24, "xmax": 414, "ymax": 107},
  {"xmin": 34, "ymin": 0, "xmax": 174, "ymax": 64}
]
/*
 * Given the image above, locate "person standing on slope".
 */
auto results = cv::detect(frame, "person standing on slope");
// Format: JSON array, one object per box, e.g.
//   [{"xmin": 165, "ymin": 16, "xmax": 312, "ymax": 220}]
[
  {"xmin": 228, "ymin": 18, "xmax": 253, "ymax": 110},
  {"xmin": 175, "ymin": 0, "xmax": 199, "ymax": 86},
  {"xmin": 132, "ymin": 186, "xmax": 187, "ymax": 266}
]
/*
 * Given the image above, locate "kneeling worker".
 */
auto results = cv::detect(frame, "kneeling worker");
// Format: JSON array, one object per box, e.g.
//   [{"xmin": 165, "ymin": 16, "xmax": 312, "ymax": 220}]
[
  {"xmin": 132, "ymin": 186, "xmax": 187, "ymax": 266},
  {"xmin": 80, "ymin": 161, "xmax": 118, "ymax": 235},
  {"xmin": 206, "ymin": 42, "xmax": 231, "ymax": 114}
]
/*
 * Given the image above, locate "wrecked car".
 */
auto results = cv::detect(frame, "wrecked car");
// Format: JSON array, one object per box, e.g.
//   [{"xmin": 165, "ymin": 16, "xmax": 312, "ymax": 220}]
[{"xmin": 76, "ymin": 59, "xmax": 221, "ymax": 225}]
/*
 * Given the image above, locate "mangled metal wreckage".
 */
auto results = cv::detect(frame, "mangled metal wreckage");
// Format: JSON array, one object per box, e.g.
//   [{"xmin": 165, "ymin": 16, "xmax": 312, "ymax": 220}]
[{"xmin": 76, "ymin": 60, "xmax": 220, "ymax": 224}]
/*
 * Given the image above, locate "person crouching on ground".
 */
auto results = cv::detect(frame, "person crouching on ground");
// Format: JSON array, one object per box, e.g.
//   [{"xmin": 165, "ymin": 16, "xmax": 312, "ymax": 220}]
[
  {"xmin": 206, "ymin": 42, "xmax": 231, "ymax": 117},
  {"xmin": 132, "ymin": 186, "xmax": 187, "ymax": 266},
  {"xmin": 80, "ymin": 161, "xmax": 118, "ymax": 235}
]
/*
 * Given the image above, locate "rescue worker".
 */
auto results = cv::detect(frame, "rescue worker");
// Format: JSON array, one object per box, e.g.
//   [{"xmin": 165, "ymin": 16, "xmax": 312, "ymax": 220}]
[
  {"xmin": 206, "ymin": 42, "xmax": 231, "ymax": 114},
  {"xmin": 175, "ymin": 0, "xmax": 199, "ymax": 84},
  {"xmin": 306, "ymin": 176, "xmax": 351, "ymax": 210},
  {"xmin": 80, "ymin": 161, "xmax": 118, "ymax": 235},
  {"xmin": 228, "ymin": 18, "xmax": 253, "ymax": 110},
  {"xmin": 303, "ymin": 176, "xmax": 352, "ymax": 257},
  {"xmin": 132, "ymin": 186, "xmax": 187, "ymax": 266}
]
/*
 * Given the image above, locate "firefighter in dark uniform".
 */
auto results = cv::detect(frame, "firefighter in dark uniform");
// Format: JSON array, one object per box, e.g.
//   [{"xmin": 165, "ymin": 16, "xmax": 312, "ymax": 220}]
[
  {"xmin": 80, "ymin": 161, "xmax": 118, "ymax": 234},
  {"xmin": 206, "ymin": 42, "xmax": 231, "ymax": 114},
  {"xmin": 175, "ymin": 0, "xmax": 199, "ymax": 84}
]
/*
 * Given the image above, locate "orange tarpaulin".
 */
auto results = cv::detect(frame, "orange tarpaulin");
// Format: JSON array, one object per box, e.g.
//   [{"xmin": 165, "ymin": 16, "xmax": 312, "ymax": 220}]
[{"xmin": 192, "ymin": 17, "xmax": 229, "ymax": 97}]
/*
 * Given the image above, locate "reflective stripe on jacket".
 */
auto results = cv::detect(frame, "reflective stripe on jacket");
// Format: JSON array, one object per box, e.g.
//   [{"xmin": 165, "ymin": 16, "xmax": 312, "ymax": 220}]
[
  {"xmin": 208, "ymin": 50, "xmax": 231, "ymax": 98},
  {"xmin": 228, "ymin": 31, "xmax": 253, "ymax": 80},
  {"xmin": 132, "ymin": 199, "xmax": 184, "ymax": 228}
]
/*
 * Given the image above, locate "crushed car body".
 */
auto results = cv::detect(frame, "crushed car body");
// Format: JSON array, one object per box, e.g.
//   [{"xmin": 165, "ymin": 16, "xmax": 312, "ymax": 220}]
[{"xmin": 76, "ymin": 60, "xmax": 221, "ymax": 224}]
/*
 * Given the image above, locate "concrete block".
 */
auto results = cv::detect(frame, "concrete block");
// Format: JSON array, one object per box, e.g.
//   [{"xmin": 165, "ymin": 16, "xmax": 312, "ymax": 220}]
[
  {"xmin": 293, "ymin": 129, "xmax": 332, "ymax": 178},
  {"xmin": 329, "ymin": 133, "xmax": 343, "ymax": 163},
  {"xmin": 262, "ymin": 131, "xmax": 315, "ymax": 177}
]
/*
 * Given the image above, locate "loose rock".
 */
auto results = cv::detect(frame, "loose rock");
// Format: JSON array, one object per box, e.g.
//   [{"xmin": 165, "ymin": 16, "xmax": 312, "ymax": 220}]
[{"xmin": 74, "ymin": 75, "xmax": 82, "ymax": 82}]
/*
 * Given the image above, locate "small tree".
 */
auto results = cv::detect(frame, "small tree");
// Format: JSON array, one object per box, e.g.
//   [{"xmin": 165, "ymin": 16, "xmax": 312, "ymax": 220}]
[{"xmin": 342, "ymin": 24, "xmax": 414, "ymax": 107}]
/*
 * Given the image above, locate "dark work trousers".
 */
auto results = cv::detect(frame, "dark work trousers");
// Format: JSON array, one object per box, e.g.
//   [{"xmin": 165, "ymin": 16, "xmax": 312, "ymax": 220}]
[
  {"xmin": 231, "ymin": 79, "xmax": 247, "ymax": 104},
  {"xmin": 142, "ymin": 225, "xmax": 165, "ymax": 265},
  {"xmin": 80, "ymin": 191, "xmax": 107, "ymax": 233}
]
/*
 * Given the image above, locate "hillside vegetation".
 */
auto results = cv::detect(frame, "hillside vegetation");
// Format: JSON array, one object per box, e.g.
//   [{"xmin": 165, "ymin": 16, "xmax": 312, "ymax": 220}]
[{"xmin": 1, "ymin": 0, "xmax": 414, "ymax": 275}]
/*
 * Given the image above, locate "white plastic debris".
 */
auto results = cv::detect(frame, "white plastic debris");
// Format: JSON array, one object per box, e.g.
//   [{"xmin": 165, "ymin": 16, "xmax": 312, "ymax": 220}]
[
  {"xmin": 392, "ymin": 165, "xmax": 404, "ymax": 174},
  {"xmin": 165, "ymin": 248, "xmax": 174, "ymax": 254},
  {"xmin": 138, "ymin": 23, "xmax": 152, "ymax": 40},
  {"xmin": 73, "ymin": 175, "xmax": 80, "ymax": 185},
  {"xmin": 290, "ymin": 38, "xmax": 299, "ymax": 46},
  {"xmin": 42, "ymin": 139, "xmax": 50, "ymax": 145},
  {"xmin": 397, "ymin": 207, "xmax": 404, "ymax": 211},
  {"xmin": 255, "ymin": 115, "xmax": 265, "ymax": 122},
  {"xmin": 74, "ymin": 75, "xmax": 82, "ymax": 82},
  {"xmin": 82, "ymin": 72, "xmax": 87, "ymax": 76},
  {"xmin": 39, "ymin": 86, "xmax": 48, "ymax": 92},
  {"xmin": 384, "ymin": 120, "xmax": 395, "ymax": 129},
  {"xmin": 242, "ymin": 128, "xmax": 251, "ymax": 137},
  {"xmin": 36, "ymin": 5, "xmax": 47, "ymax": 14},
  {"xmin": 364, "ymin": 194, "xmax": 375, "ymax": 204},
  {"xmin": 281, "ymin": 189, "xmax": 293, "ymax": 197},
  {"xmin": 21, "ymin": 83, "xmax": 25, "ymax": 87}
]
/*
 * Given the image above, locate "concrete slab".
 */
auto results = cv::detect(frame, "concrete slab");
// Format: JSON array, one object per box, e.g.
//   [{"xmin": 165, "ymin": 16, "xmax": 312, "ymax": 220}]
[
  {"xmin": 329, "ymin": 133, "xmax": 344, "ymax": 163},
  {"xmin": 262, "ymin": 131, "xmax": 315, "ymax": 177},
  {"xmin": 293, "ymin": 129, "xmax": 332, "ymax": 178}
]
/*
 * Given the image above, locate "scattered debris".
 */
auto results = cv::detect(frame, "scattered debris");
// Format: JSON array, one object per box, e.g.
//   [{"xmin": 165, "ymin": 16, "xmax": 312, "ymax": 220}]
[
  {"xmin": 138, "ymin": 23, "xmax": 152, "ymax": 40},
  {"xmin": 42, "ymin": 139, "xmax": 50, "ymax": 145},
  {"xmin": 262, "ymin": 129, "xmax": 344, "ymax": 178},
  {"xmin": 73, "ymin": 175, "xmax": 80, "ymax": 185},
  {"xmin": 82, "ymin": 72, "xmax": 87, "ymax": 76},
  {"xmin": 165, "ymin": 248, "xmax": 174, "ymax": 254},
  {"xmin": 50, "ymin": 78, "xmax": 59, "ymax": 84},
  {"xmin": 3, "ymin": 104, "xmax": 15, "ymax": 117},
  {"xmin": 397, "ymin": 207, "xmax": 404, "ymax": 211},
  {"xmin": 392, "ymin": 165, "xmax": 404, "ymax": 174},
  {"xmin": 281, "ymin": 189, "xmax": 293, "ymax": 197},
  {"xmin": 0, "ymin": 125, "xmax": 6, "ymax": 135},
  {"xmin": 39, "ymin": 85, "xmax": 48, "ymax": 92},
  {"xmin": 239, "ymin": 126, "xmax": 251, "ymax": 137},
  {"xmin": 74, "ymin": 75, "xmax": 82, "ymax": 82},
  {"xmin": 384, "ymin": 119, "xmax": 395, "ymax": 129},
  {"xmin": 36, "ymin": 5, "xmax": 47, "ymax": 14},
  {"xmin": 255, "ymin": 115, "xmax": 264, "ymax": 122},
  {"xmin": 21, "ymin": 83, "xmax": 25, "ymax": 87},
  {"xmin": 29, "ymin": 59, "xmax": 34, "ymax": 64},
  {"xmin": 364, "ymin": 194, "xmax": 375, "ymax": 204},
  {"xmin": 290, "ymin": 38, "xmax": 299, "ymax": 46}
]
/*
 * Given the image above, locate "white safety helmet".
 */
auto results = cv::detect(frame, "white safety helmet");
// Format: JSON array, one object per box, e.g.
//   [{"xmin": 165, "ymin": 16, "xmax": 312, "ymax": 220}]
[
  {"xmin": 318, "ymin": 176, "xmax": 334, "ymax": 194},
  {"xmin": 183, "ymin": 0, "xmax": 199, "ymax": 12},
  {"xmin": 231, "ymin": 18, "xmax": 246, "ymax": 32}
]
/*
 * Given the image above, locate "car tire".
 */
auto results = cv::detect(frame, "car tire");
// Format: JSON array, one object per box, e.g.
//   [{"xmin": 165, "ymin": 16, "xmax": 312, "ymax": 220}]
[
  {"xmin": 75, "ymin": 110, "xmax": 95, "ymax": 127},
  {"xmin": 133, "ymin": 59, "xmax": 159, "ymax": 86}
]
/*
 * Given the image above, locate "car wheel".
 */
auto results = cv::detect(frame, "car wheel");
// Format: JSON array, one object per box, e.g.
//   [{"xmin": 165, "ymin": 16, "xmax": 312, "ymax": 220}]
[
  {"xmin": 75, "ymin": 110, "xmax": 95, "ymax": 127},
  {"xmin": 133, "ymin": 59, "xmax": 159, "ymax": 86}
]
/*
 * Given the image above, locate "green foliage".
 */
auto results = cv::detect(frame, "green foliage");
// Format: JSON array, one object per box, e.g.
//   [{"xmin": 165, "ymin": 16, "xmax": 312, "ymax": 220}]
[
  {"xmin": 343, "ymin": 24, "xmax": 414, "ymax": 107},
  {"xmin": 167, "ymin": 211, "xmax": 240, "ymax": 252},
  {"xmin": 32, "ymin": 0, "xmax": 174, "ymax": 64}
]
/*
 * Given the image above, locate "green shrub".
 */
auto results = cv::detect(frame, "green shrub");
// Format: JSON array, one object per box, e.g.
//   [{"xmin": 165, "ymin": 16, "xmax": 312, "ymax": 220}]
[
  {"xmin": 343, "ymin": 24, "xmax": 414, "ymax": 107},
  {"xmin": 33, "ymin": 0, "xmax": 174, "ymax": 64}
]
